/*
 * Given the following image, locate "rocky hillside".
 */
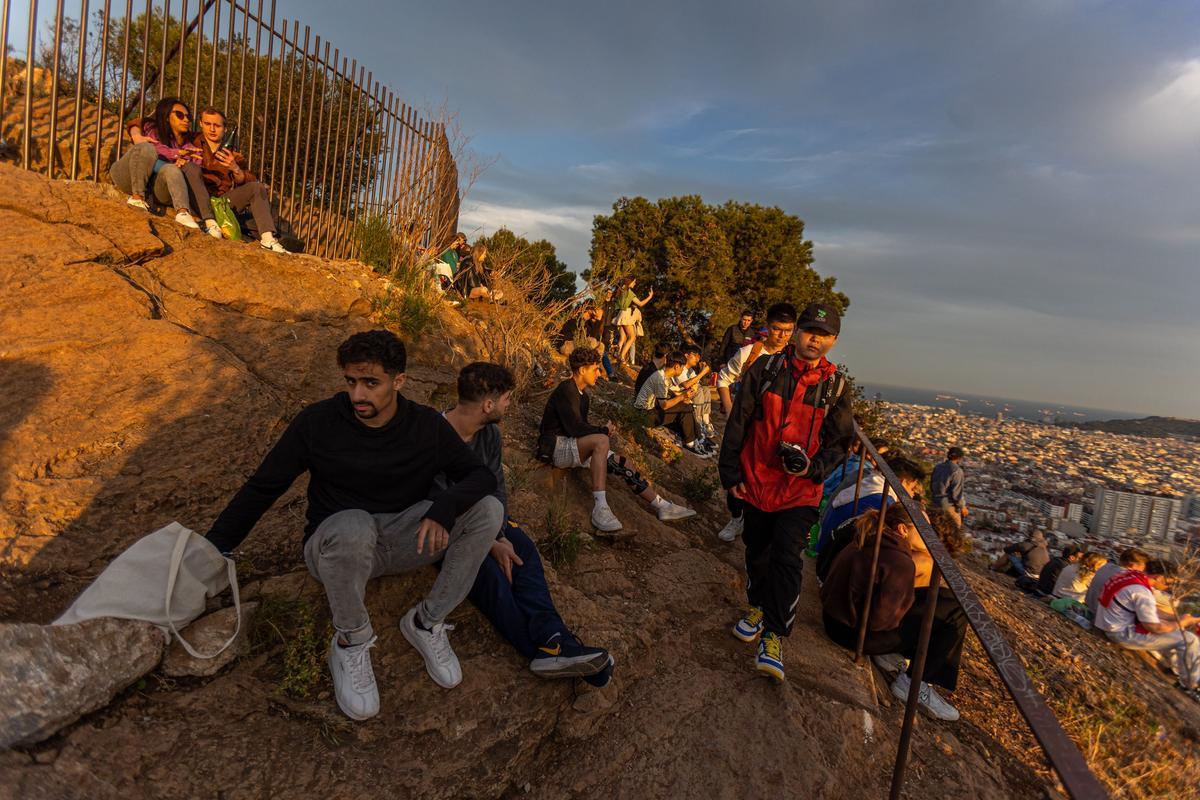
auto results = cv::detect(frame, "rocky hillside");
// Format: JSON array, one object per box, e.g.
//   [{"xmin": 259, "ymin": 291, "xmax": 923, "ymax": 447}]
[{"xmin": 2, "ymin": 163, "xmax": 1183, "ymax": 799}]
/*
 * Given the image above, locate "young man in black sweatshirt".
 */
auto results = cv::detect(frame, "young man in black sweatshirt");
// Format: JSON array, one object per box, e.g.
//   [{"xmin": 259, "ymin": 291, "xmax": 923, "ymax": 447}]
[
  {"xmin": 536, "ymin": 347, "xmax": 695, "ymax": 533},
  {"xmin": 206, "ymin": 330, "xmax": 503, "ymax": 721}
]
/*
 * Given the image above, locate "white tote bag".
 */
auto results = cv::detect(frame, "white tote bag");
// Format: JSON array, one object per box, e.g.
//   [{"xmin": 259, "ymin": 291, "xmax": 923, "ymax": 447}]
[{"xmin": 54, "ymin": 522, "xmax": 242, "ymax": 659}]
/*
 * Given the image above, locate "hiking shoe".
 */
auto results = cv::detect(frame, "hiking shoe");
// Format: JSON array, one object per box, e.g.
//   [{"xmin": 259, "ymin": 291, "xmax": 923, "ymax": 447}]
[
  {"xmin": 891, "ymin": 672, "xmax": 960, "ymax": 721},
  {"xmin": 529, "ymin": 633, "xmax": 610, "ymax": 679},
  {"xmin": 261, "ymin": 233, "xmax": 289, "ymax": 254},
  {"xmin": 174, "ymin": 210, "xmax": 200, "ymax": 229},
  {"xmin": 683, "ymin": 442, "xmax": 712, "ymax": 459},
  {"xmin": 656, "ymin": 501, "xmax": 697, "ymax": 522},
  {"xmin": 328, "ymin": 634, "xmax": 379, "ymax": 721},
  {"xmin": 872, "ymin": 653, "xmax": 908, "ymax": 675},
  {"xmin": 591, "ymin": 504, "xmax": 623, "ymax": 532},
  {"xmin": 717, "ymin": 516, "xmax": 744, "ymax": 542},
  {"xmin": 733, "ymin": 606, "xmax": 764, "ymax": 642},
  {"xmin": 582, "ymin": 654, "xmax": 615, "ymax": 688},
  {"xmin": 399, "ymin": 606, "xmax": 462, "ymax": 689},
  {"xmin": 126, "ymin": 196, "xmax": 150, "ymax": 211},
  {"xmin": 756, "ymin": 632, "xmax": 785, "ymax": 682},
  {"xmin": 204, "ymin": 219, "xmax": 223, "ymax": 239}
]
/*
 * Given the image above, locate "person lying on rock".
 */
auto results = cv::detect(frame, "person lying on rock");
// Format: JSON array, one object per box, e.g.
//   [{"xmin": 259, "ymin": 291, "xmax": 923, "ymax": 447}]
[
  {"xmin": 720, "ymin": 302, "xmax": 853, "ymax": 683},
  {"xmin": 535, "ymin": 346, "xmax": 696, "ymax": 534},
  {"xmin": 437, "ymin": 362, "xmax": 613, "ymax": 686},
  {"xmin": 206, "ymin": 329, "xmax": 503, "ymax": 721},
  {"xmin": 191, "ymin": 106, "xmax": 290, "ymax": 254}
]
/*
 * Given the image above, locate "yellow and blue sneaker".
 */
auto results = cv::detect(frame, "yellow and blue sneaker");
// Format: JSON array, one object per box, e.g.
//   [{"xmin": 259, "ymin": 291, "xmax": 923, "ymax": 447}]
[
  {"xmin": 732, "ymin": 606, "xmax": 764, "ymax": 642},
  {"xmin": 756, "ymin": 632, "xmax": 785, "ymax": 682}
]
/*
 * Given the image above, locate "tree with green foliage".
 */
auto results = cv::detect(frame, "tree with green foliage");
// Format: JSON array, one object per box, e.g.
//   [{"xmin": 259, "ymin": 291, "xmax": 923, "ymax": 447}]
[
  {"xmin": 587, "ymin": 196, "xmax": 847, "ymax": 351},
  {"xmin": 474, "ymin": 227, "xmax": 577, "ymax": 305}
]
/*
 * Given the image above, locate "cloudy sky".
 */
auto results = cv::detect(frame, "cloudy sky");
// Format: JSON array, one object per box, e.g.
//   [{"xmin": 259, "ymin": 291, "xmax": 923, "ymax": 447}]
[{"xmin": 27, "ymin": 0, "xmax": 1200, "ymax": 416}]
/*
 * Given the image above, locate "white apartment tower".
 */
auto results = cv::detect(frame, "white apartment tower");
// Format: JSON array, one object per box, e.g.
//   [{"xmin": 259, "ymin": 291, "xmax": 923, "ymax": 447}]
[{"xmin": 1089, "ymin": 485, "xmax": 1182, "ymax": 543}]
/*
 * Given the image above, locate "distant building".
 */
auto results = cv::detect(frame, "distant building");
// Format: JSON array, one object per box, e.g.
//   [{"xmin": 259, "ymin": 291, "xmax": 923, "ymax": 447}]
[{"xmin": 1089, "ymin": 485, "xmax": 1182, "ymax": 544}]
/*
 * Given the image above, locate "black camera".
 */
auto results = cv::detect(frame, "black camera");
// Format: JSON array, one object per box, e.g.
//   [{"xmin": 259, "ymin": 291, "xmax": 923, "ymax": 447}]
[{"xmin": 777, "ymin": 441, "xmax": 811, "ymax": 475}]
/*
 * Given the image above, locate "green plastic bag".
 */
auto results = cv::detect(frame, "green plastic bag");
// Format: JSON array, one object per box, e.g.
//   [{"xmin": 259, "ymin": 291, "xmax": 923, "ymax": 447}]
[{"xmin": 210, "ymin": 196, "xmax": 242, "ymax": 241}]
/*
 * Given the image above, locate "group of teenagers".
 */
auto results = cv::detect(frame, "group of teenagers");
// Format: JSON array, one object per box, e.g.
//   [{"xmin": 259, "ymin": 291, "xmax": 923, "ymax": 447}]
[
  {"xmin": 993, "ymin": 531, "xmax": 1200, "ymax": 696},
  {"xmin": 108, "ymin": 96, "xmax": 292, "ymax": 254},
  {"xmin": 201, "ymin": 296, "xmax": 985, "ymax": 724},
  {"xmin": 432, "ymin": 233, "xmax": 502, "ymax": 303}
]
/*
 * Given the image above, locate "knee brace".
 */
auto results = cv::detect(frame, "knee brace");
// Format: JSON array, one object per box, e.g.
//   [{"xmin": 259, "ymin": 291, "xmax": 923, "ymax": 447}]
[{"xmin": 607, "ymin": 453, "xmax": 649, "ymax": 494}]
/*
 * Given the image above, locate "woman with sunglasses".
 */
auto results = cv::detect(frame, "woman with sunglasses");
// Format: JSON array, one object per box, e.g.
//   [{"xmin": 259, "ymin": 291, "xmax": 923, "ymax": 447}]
[{"xmin": 109, "ymin": 98, "xmax": 218, "ymax": 235}]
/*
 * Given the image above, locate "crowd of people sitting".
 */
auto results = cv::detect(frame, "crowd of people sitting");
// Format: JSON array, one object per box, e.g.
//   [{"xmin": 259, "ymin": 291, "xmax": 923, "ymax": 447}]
[
  {"xmin": 110, "ymin": 97, "xmax": 292, "ymax": 253},
  {"xmin": 990, "ymin": 528, "xmax": 1200, "ymax": 698}
]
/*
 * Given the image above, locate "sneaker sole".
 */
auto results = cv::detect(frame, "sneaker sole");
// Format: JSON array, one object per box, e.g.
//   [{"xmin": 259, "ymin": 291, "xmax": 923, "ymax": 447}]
[
  {"xmin": 732, "ymin": 626, "xmax": 763, "ymax": 643},
  {"xmin": 530, "ymin": 652, "xmax": 611, "ymax": 679},
  {"xmin": 756, "ymin": 661, "xmax": 785, "ymax": 682},
  {"xmin": 658, "ymin": 510, "xmax": 698, "ymax": 522},
  {"xmin": 398, "ymin": 613, "xmax": 461, "ymax": 689}
]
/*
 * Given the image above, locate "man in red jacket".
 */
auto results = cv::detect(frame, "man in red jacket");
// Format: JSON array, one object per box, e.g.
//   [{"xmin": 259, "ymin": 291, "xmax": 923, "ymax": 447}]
[{"xmin": 718, "ymin": 303, "xmax": 853, "ymax": 681}]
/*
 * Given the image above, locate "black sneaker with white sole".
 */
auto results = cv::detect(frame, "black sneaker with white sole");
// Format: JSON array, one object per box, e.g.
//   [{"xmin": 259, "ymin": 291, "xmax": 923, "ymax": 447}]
[{"xmin": 529, "ymin": 633, "xmax": 610, "ymax": 679}]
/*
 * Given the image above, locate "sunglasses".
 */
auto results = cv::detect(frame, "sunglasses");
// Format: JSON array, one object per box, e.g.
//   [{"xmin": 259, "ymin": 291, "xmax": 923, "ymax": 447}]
[{"xmin": 171, "ymin": 110, "xmax": 190, "ymax": 120}]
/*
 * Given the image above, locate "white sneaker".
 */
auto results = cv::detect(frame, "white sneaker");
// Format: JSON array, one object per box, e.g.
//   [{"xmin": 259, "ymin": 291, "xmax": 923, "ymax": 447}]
[
  {"xmin": 399, "ymin": 606, "xmax": 462, "ymax": 689},
  {"xmin": 260, "ymin": 233, "xmax": 289, "ymax": 254},
  {"xmin": 891, "ymin": 672, "xmax": 959, "ymax": 721},
  {"xmin": 591, "ymin": 504, "xmax": 623, "ymax": 532},
  {"xmin": 328, "ymin": 634, "xmax": 379, "ymax": 720},
  {"xmin": 203, "ymin": 219, "xmax": 223, "ymax": 238},
  {"xmin": 717, "ymin": 516, "xmax": 744, "ymax": 542},
  {"xmin": 127, "ymin": 196, "xmax": 149, "ymax": 211},
  {"xmin": 656, "ymin": 501, "xmax": 697, "ymax": 522},
  {"xmin": 174, "ymin": 210, "xmax": 200, "ymax": 229}
]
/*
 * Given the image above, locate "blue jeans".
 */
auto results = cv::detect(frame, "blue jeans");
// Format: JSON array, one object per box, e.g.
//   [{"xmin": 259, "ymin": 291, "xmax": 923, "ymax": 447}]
[
  {"xmin": 468, "ymin": 521, "xmax": 571, "ymax": 659},
  {"xmin": 602, "ymin": 352, "xmax": 616, "ymax": 378}
]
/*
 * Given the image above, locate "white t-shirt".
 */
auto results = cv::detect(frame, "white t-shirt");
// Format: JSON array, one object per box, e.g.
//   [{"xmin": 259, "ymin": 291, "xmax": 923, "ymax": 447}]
[
  {"xmin": 716, "ymin": 342, "xmax": 784, "ymax": 388},
  {"xmin": 634, "ymin": 369, "xmax": 669, "ymax": 411},
  {"xmin": 1094, "ymin": 580, "xmax": 1160, "ymax": 634}
]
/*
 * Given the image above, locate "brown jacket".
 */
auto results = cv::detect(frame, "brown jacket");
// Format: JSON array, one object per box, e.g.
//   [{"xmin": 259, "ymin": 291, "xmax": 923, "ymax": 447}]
[
  {"xmin": 819, "ymin": 530, "xmax": 916, "ymax": 632},
  {"xmin": 190, "ymin": 134, "xmax": 257, "ymax": 197}
]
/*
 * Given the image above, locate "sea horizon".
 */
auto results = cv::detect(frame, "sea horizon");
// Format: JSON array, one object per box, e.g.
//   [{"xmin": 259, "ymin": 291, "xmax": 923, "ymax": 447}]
[{"xmin": 859, "ymin": 382, "xmax": 1166, "ymax": 424}]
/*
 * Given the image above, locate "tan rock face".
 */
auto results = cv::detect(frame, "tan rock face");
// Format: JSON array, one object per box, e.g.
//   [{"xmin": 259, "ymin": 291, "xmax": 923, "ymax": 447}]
[
  {"xmin": 0, "ymin": 618, "xmax": 164, "ymax": 748},
  {"xmin": 161, "ymin": 601, "xmax": 259, "ymax": 678}
]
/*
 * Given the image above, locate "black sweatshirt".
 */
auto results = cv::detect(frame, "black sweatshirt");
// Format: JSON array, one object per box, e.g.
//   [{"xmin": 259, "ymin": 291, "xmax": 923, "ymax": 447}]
[
  {"xmin": 206, "ymin": 392, "xmax": 496, "ymax": 553},
  {"xmin": 536, "ymin": 379, "xmax": 607, "ymax": 459}
]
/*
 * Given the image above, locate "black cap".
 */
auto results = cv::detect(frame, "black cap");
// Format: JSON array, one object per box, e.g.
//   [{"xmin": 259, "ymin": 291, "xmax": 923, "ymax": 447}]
[{"xmin": 797, "ymin": 303, "xmax": 841, "ymax": 335}]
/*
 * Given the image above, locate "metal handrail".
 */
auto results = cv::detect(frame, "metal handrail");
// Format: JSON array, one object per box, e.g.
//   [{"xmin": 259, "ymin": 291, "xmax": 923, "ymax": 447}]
[
  {"xmin": 0, "ymin": 0, "xmax": 458, "ymax": 262},
  {"xmin": 846, "ymin": 426, "xmax": 1108, "ymax": 799}
]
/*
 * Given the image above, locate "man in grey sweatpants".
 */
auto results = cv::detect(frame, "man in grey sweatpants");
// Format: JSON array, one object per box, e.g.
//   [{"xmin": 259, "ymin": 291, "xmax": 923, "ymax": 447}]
[{"xmin": 207, "ymin": 330, "xmax": 501, "ymax": 721}]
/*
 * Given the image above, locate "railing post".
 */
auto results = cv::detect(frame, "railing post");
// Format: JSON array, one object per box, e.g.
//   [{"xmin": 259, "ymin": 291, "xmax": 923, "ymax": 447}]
[
  {"xmin": 853, "ymin": 487, "xmax": 890, "ymax": 663},
  {"xmin": 222, "ymin": 0, "xmax": 233, "ymax": 111},
  {"xmin": 850, "ymin": 447, "xmax": 867, "ymax": 516},
  {"xmin": 21, "ymin": 0, "xmax": 39, "ymax": 169},
  {"xmin": 92, "ymin": 0, "xmax": 113, "ymax": 180},
  {"xmin": 189, "ymin": 0, "xmax": 201, "ymax": 112},
  {"xmin": 47, "ymin": 0, "xmax": 66, "ymax": 177},
  {"xmin": 68, "ymin": 0, "xmax": 89, "ymax": 180},
  {"xmin": 889, "ymin": 562, "xmax": 942, "ymax": 800},
  {"xmin": 158, "ymin": 0, "xmax": 171, "ymax": 100},
  {"xmin": 206, "ymin": 0, "xmax": 217, "ymax": 103},
  {"xmin": 136, "ymin": 0, "xmax": 149, "ymax": 117},
  {"xmin": 114, "ymin": 0, "xmax": 130, "ymax": 162},
  {"xmin": 176, "ymin": 0, "xmax": 186, "ymax": 95},
  {"xmin": 235, "ymin": 0, "xmax": 246, "ymax": 128},
  {"xmin": 0, "ymin": 0, "xmax": 12, "ymax": 134}
]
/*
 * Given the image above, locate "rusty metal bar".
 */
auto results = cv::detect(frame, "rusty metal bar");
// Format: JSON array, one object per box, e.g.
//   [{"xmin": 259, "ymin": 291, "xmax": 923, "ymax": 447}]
[
  {"xmin": 383, "ymin": 99, "xmax": 407, "ymax": 228},
  {"xmin": 235, "ymin": 0, "xmax": 246, "ymax": 126},
  {"xmin": 388, "ymin": 101, "xmax": 410, "ymax": 227},
  {"xmin": 92, "ymin": 0, "xmax": 112, "ymax": 180},
  {"xmin": 206, "ymin": 0, "xmax": 217, "ymax": 103},
  {"xmin": 189, "ymin": 0, "xmax": 200, "ymax": 111},
  {"xmin": 68, "ymin": 0, "xmax": 89, "ymax": 179},
  {"xmin": 136, "ymin": 0, "xmax": 148, "ymax": 118},
  {"xmin": 889, "ymin": 562, "xmax": 942, "ymax": 800},
  {"xmin": 266, "ymin": 15, "xmax": 287, "ymax": 191},
  {"xmin": 222, "ymin": 0, "xmax": 233, "ymax": 111},
  {"xmin": 853, "ymin": 483, "xmax": 890, "ymax": 663},
  {"xmin": 0, "ymin": 0, "xmax": 9, "ymax": 132},
  {"xmin": 175, "ymin": 0, "xmax": 185, "ymax": 94},
  {"xmin": 275, "ymin": 19, "xmax": 299, "ymax": 217},
  {"xmin": 853, "ymin": 430, "xmax": 1108, "ymax": 799},
  {"xmin": 394, "ymin": 103, "xmax": 415, "ymax": 232},
  {"xmin": 378, "ymin": 92, "xmax": 399, "ymax": 231},
  {"xmin": 244, "ymin": 0, "xmax": 264, "ymax": 170},
  {"xmin": 114, "ymin": 0, "xmax": 129, "ymax": 161},
  {"xmin": 331, "ymin": 62, "xmax": 363, "ymax": 258},
  {"xmin": 345, "ymin": 74, "xmax": 377, "ymax": 258},
  {"xmin": 314, "ymin": 51, "xmax": 345, "ymax": 249},
  {"xmin": 20, "ymin": 0, "xmax": 35, "ymax": 168},
  {"xmin": 283, "ymin": 24, "xmax": 308, "ymax": 223},
  {"xmin": 364, "ymin": 83, "xmax": 388, "ymax": 223},
  {"xmin": 294, "ymin": 33, "xmax": 321, "ymax": 237},
  {"xmin": 46, "ymin": 0, "xmax": 66, "ymax": 178},
  {"xmin": 158, "ymin": 0, "xmax": 170, "ymax": 99},
  {"xmin": 310, "ymin": 45, "xmax": 338, "ymax": 246}
]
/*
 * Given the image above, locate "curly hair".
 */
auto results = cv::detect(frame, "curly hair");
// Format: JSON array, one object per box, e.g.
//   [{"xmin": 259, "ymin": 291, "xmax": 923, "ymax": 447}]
[
  {"xmin": 336, "ymin": 330, "xmax": 407, "ymax": 374},
  {"xmin": 928, "ymin": 510, "xmax": 969, "ymax": 557},
  {"xmin": 568, "ymin": 346, "xmax": 602, "ymax": 371},
  {"xmin": 457, "ymin": 362, "xmax": 515, "ymax": 403}
]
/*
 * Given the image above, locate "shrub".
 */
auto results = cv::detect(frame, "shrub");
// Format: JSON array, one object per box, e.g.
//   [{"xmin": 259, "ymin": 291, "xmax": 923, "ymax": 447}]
[
  {"xmin": 250, "ymin": 595, "xmax": 326, "ymax": 699},
  {"xmin": 542, "ymin": 499, "xmax": 590, "ymax": 567},
  {"xmin": 681, "ymin": 468, "xmax": 721, "ymax": 505}
]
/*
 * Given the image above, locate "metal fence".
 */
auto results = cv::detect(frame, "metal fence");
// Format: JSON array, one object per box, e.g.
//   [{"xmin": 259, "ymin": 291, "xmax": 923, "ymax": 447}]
[
  {"xmin": 0, "ymin": 0, "xmax": 459, "ymax": 261},
  {"xmin": 840, "ymin": 427, "xmax": 1108, "ymax": 799}
]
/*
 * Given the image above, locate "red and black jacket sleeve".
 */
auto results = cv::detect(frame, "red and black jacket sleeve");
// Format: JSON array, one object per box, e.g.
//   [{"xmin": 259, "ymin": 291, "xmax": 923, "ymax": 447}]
[{"xmin": 718, "ymin": 354, "xmax": 768, "ymax": 490}]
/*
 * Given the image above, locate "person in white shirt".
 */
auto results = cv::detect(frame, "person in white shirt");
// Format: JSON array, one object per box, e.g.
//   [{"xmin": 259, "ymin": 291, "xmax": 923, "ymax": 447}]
[
  {"xmin": 633, "ymin": 351, "xmax": 712, "ymax": 458},
  {"xmin": 1095, "ymin": 560, "xmax": 1200, "ymax": 692},
  {"xmin": 1085, "ymin": 547, "xmax": 1148, "ymax": 617},
  {"xmin": 672, "ymin": 343, "xmax": 714, "ymax": 442},
  {"xmin": 1052, "ymin": 552, "xmax": 1107, "ymax": 603}
]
